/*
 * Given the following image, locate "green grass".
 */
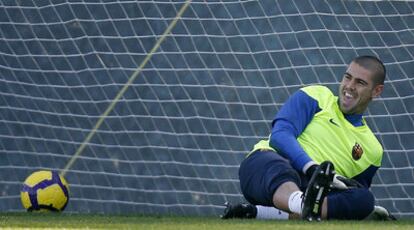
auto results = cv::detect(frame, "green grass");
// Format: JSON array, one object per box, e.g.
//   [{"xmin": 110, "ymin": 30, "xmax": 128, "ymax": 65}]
[{"xmin": 1, "ymin": 213, "xmax": 413, "ymax": 229}]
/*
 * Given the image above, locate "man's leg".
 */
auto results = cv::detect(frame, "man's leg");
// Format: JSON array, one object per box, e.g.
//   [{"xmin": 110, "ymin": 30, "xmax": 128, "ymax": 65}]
[
  {"xmin": 222, "ymin": 180, "xmax": 329, "ymax": 220},
  {"xmin": 272, "ymin": 161, "xmax": 334, "ymax": 221},
  {"xmin": 221, "ymin": 203, "xmax": 290, "ymax": 220},
  {"xmin": 300, "ymin": 161, "xmax": 335, "ymax": 221},
  {"xmin": 236, "ymin": 151, "xmax": 334, "ymax": 221},
  {"xmin": 238, "ymin": 150, "xmax": 302, "ymax": 208},
  {"xmin": 272, "ymin": 181, "xmax": 301, "ymax": 213},
  {"xmin": 327, "ymin": 188, "xmax": 375, "ymax": 220},
  {"xmin": 224, "ymin": 186, "xmax": 376, "ymax": 220}
]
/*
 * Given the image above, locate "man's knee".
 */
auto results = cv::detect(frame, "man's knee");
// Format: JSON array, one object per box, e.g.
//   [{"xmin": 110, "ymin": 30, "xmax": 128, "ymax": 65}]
[
  {"xmin": 327, "ymin": 188, "xmax": 375, "ymax": 220},
  {"xmin": 238, "ymin": 151, "xmax": 301, "ymax": 206}
]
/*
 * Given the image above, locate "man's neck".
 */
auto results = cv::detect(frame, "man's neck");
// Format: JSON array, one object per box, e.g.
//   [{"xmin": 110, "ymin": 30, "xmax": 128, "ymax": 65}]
[{"xmin": 344, "ymin": 113, "xmax": 363, "ymax": 127}]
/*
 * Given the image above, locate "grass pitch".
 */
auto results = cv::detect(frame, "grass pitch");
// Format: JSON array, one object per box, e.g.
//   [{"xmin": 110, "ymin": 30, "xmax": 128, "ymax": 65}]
[{"xmin": 1, "ymin": 213, "xmax": 414, "ymax": 229}]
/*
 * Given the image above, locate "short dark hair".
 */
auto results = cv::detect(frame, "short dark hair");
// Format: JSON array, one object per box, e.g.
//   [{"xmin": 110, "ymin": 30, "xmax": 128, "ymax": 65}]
[{"xmin": 352, "ymin": 55, "xmax": 386, "ymax": 85}]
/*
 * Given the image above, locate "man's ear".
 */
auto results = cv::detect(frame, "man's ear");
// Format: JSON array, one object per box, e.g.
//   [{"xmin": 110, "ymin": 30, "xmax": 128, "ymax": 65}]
[{"xmin": 372, "ymin": 84, "xmax": 384, "ymax": 98}]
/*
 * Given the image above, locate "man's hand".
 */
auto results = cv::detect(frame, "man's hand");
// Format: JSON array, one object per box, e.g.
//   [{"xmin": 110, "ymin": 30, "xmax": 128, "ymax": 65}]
[
  {"xmin": 333, "ymin": 174, "xmax": 364, "ymax": 190},
  {"xmin": 306, "ymin": 164, "xmax": 363, "ymax": 190}
]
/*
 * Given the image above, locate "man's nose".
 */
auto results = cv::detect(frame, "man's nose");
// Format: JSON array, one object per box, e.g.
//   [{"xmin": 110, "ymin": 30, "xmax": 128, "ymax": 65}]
[{"xmin": 346, "ymin": 80, "xmax": 356, "ymax": 91}]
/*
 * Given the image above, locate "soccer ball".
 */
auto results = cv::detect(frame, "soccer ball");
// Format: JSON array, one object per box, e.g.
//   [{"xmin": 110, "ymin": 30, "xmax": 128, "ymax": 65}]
[{"xmin": 20, "ymin": 170, "xmax": 69, "ymax": 212}]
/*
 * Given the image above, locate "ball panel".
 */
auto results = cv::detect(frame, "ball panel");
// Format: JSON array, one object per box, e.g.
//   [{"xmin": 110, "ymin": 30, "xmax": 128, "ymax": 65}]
[
  {"xmin": 56, "ymin": 173, "xmax": 70, "ymax": 206},
  {"xmin": 37, "ymin": 183, "xmax": 68, "ymax": 211},
  {"xmin": 59, "ymin": 174, "xmax": 69, "ymax": 188},
  {"xmin": 20, "ymin": 191, "xmax": 32, "ymax": 210},
  {"xmin": 21, "ymin": 183, "xmax": 40, "ymax": 210},
  {"xmin": 23, "ymin": 171, "xmax": 53, "ymax": 187}
]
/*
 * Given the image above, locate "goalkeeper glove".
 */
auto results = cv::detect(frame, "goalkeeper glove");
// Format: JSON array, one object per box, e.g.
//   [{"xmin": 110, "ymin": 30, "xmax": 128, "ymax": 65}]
[
  {"xmin": 306, "ymin": 164, "xmax": 363, "ymax": 190},
  {"xmin": 332, "ymin": 174, "xmax": 363, "ymax": 189}
]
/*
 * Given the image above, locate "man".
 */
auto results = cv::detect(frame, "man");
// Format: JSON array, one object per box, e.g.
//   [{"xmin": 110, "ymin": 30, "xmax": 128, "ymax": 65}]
[{"xmin": 222, "ymin": 56, "xmax": 395, "ymax": 221}]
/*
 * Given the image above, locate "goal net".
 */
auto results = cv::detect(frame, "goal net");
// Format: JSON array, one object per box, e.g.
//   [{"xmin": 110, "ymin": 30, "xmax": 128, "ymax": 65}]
[{"xmin": 1, "ymin": 0, "xmax": 413, "ymax": 218}]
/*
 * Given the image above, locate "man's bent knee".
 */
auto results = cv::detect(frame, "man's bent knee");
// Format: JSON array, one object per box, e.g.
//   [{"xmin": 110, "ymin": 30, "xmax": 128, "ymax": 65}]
[
  {"xmin": 327, "ymin": 188, "xmax": 375, "ymax": 220},
  {"xmin": 239, "ymin": 151, "xmax": 301, "ymax": 206}
]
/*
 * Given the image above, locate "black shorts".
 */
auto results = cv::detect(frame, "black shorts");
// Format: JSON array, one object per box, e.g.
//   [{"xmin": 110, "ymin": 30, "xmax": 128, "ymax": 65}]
[{"xmin": 238, "ymin": 150, "xmax": 302, "ymax": 206}]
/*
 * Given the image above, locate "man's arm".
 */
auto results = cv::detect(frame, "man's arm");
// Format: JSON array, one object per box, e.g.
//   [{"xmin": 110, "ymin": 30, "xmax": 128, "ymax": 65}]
[{"xmin": 269, "ymin": 90, "xmax": 320, "ymax": 173}]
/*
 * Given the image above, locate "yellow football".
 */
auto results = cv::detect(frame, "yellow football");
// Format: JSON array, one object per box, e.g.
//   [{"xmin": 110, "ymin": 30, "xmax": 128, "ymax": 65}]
[{"xmin": 20, "ymin": 170, "xmax": 69, "ymax": 212}]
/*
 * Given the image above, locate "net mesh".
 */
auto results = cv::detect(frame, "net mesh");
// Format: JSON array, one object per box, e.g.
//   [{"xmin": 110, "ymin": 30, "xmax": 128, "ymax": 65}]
[{"xmin": 0, "ymin": 0, "xmax": 413, "ymax": 217}]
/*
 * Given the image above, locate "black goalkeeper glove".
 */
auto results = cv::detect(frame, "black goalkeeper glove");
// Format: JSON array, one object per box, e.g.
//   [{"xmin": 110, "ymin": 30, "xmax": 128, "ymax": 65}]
[
  {"xmin": 333, "ymin": 174, "xmax": 364, "ymax": 189},
  {"xmin": 305, "ymin": 164, "xmax": 363, "ymax": 190}
]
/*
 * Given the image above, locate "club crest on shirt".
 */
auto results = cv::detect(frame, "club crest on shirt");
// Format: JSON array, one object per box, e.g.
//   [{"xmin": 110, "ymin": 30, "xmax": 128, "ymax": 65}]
[{"xmin": 352, "ymin": 142, "xmax": 363, "ymax": 160}]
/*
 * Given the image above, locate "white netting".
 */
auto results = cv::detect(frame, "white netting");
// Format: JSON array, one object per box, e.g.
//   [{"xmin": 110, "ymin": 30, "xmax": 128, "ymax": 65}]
[{"xmin": 0, "ymin": 0, "xmax": 413, "ymax": 217}]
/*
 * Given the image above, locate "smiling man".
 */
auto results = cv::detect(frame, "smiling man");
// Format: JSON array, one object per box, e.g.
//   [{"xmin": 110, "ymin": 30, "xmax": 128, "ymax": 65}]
[
  {"xmin": 339, "ymin": 58, "xmax": 384, "ymax": 115},
  {"xmin": 222, "ymin": 56, "xmax": 394, "ymax": 221}
]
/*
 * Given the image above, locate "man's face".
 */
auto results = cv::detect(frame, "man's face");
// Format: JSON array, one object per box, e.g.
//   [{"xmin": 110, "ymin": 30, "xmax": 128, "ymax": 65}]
[{"xmin": 338, "ymin": 62, "xmax": 384, "ymax": 114}]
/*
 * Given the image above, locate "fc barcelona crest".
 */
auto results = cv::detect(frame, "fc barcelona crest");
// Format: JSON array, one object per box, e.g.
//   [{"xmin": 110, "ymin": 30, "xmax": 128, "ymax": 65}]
[{"xmin": 352, "ymin": 142, "xmax": 363, "ymax": 160}]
